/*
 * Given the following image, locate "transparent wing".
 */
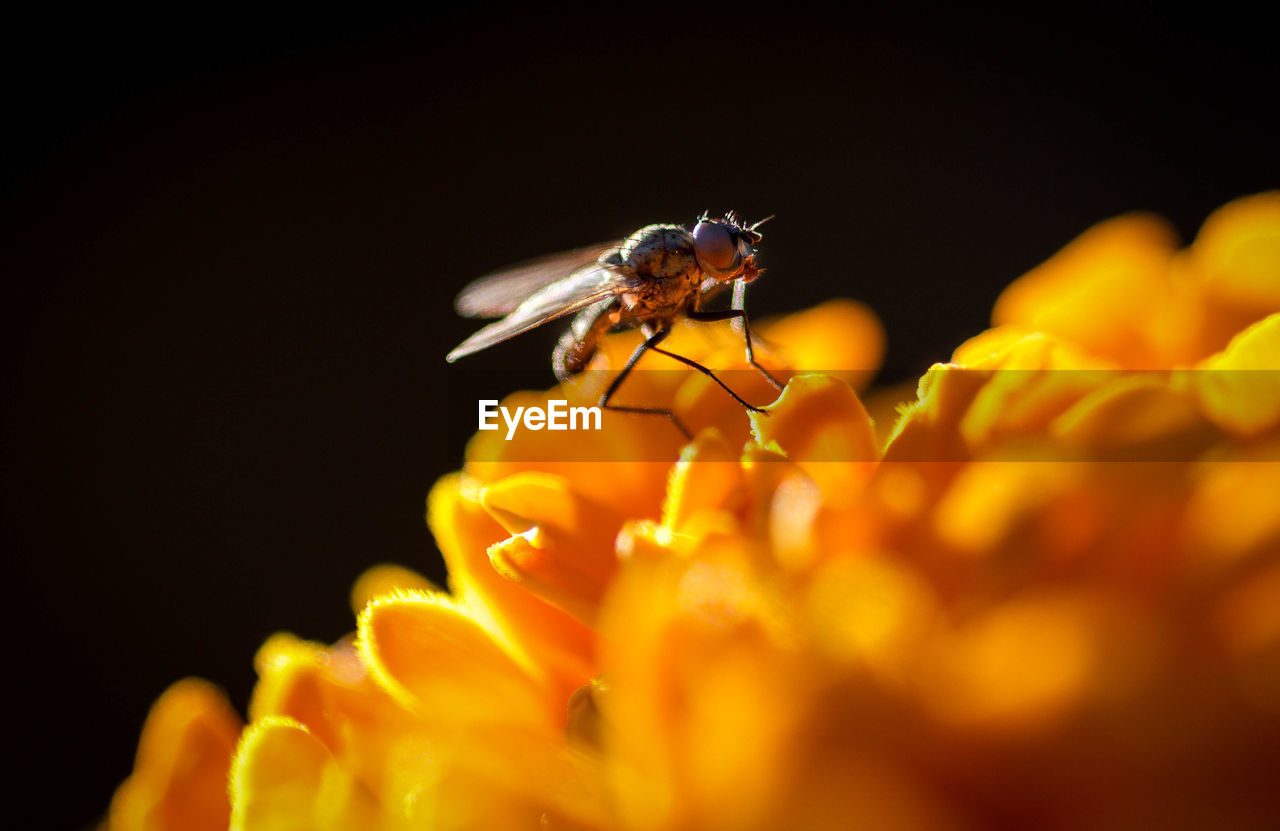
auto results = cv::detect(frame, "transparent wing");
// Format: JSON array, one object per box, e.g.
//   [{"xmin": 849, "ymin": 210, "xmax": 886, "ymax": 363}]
[
  {"xmin": 454, "ymin": 241, "xmax": 623, "ymax": 318},
  {"xmin": 446, "ymin": 264, "xmax": 629, "ymax": 361}
]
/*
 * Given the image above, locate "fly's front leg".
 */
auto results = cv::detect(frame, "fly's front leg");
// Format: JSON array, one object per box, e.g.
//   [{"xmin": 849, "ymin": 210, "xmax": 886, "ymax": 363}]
[
  {"xmin": 687, "ymin": 307, "xmax": 785, "ymax": 391},
  {"xmin": 600, "ymin": 327, "xmax": 692, "ymax": 439},
  {"xmin": 731, "ymin": 279, "xmax": 748, "ymax": 334},
  {"xmin": 736, "ymin": 278, "xmax": 784, "ymax": 390}
]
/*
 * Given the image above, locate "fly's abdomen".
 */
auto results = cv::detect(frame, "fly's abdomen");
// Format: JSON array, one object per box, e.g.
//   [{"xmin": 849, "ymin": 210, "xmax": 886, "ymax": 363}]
[{"xmin": 553, "ymin": 298, "xmax": 618, "ymax": 380}]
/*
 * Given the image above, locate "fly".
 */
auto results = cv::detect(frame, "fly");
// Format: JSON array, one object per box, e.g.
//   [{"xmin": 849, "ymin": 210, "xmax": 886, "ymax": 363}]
[{"xmin": 446, "ymin": 211, "xmax": 783, "ymax": 438}]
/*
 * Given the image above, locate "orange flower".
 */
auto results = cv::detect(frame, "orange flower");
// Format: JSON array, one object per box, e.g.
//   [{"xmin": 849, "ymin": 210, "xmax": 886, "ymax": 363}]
[{"xmin": 108, "ymin": 195, "xmax": 1280, "ymax": 830}]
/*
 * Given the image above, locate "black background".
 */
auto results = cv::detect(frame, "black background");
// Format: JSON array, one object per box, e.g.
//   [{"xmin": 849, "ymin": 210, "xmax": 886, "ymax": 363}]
[{"xmin": 3, "ymin": 3, "xmax": 1276, "ymax": 827}]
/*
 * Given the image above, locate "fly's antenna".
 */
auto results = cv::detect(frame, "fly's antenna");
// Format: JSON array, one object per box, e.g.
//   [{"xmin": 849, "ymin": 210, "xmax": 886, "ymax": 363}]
[{"xmin": 748, "ymin": 215, "xmax": 775, "ymax": 232}]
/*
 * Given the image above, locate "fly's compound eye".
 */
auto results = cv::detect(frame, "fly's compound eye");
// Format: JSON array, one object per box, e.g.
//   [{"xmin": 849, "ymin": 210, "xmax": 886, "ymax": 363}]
[{"xmin": 693, "ymin": 220, "xmax": 740, "ymax": 275}]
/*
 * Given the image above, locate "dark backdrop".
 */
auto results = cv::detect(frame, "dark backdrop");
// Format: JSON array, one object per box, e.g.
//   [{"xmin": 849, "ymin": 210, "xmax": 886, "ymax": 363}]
[{"xmin": 3, "ymin": 3, "xmax": 1276, "ymax": 827}]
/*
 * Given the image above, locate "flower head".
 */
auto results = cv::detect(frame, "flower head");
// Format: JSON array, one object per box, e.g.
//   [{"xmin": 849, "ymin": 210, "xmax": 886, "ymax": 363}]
[{"xmin": 110, "ymin": 194, "xmax": 1280, "ymax": 830}]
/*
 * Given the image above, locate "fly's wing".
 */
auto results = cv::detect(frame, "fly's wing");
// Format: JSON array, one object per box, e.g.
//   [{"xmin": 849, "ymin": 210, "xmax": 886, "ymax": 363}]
[
  {"xmin": 454, "ymin": 241, "xmax": 622, "ymax": 318},
  {"xmin": 446, "ymin": 263, "xmax": 628, "ymax": 362}
]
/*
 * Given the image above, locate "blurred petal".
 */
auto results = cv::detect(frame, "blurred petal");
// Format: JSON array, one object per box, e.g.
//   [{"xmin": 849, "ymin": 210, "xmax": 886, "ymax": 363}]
[
  {"xmin": 1184, "ymin": 445, "xmax": 1280, "ymax": 566},
  {"xmin": 750, "ymin": 374, "xmax": 878, "ymax": 507},
  {"xmin": 350, "ymin": 564, "xmax": 437, "ymax": 615},
  {"xmin": 1190, "ymin": 312, "xmax": 1280, "ymax": 436},
  {"xmin": 1192, "ymin": 191, "xmax": 1280, "ymax": 308},
  {"xmin": 760, "ymin": 298, "xmax": 886, "ymax": 390},
  {"xmin": 1052, "ymin": 374, "xmax": 1216, "ymax": 456},
  {"xmin": 230, "ymin": 717, "xmax": 381, "ymax": 831},
  {"xmin": 660, "ymin": 429, "xmax": 743, "ymax": 532},
  {"xmin": 916, "ymin": 595, "xmax": 1098, "ymax": 730},
  {"xmin": 992, "ymin": 213, "xmax": 1179, "ymax": 367},
  {"xmin": 109, "ymin": 679, "xmax": 241, "ymax": 831},
  {"xmin": 248, "ymin": 633, "xmax": 415, "ymax": 798}
]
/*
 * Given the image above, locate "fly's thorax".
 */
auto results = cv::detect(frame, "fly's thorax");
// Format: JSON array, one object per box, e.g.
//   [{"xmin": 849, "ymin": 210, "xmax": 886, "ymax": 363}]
[{"xmin": 621, "ymin": 224, "xmax": 698, "ymax": 281}]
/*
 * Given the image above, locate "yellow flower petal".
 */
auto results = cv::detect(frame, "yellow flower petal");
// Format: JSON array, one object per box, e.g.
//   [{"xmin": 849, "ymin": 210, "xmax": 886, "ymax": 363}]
[
  {"xmin": 350, "ymin": 564, "xmax": 437, "ymax": 615},
  {"xmin": 1189, "ymin": 312, "xmax": 1280, "ymax": 436},
  {"xmin": 760, "ymin": 298, "xmax": 886, "ymax": 390},
  {"xmin": 247, "ymin": 633, "xmax": 415, "ymax": 799},
  {"xmin": 992, "ymin": 212, "xmax": 1179, "ymax": 367},
  {"xmin": 230, "ymin": 717, "xmax": 381, "ymax": 831},
  {"xmin": 1051, "ymin": 374, "xmax": 1216, "ymax": 456},
  {"xmin": 932, "ymin": 461, "xmax": 1082, "ymax": 554},
  {"xmin": 427, "ymin": 474, "xmax": 596, "ymax": 700},
  {"xmin": 108, "ymin": 679, "xmax": 241, "ymax": 831},
  {"xmin": 882, "ymin": 363, "xmax": 988, "ymax": 466},
  {"xmin": 1183, "ymin": 445, "xmax": 1280, "ymax": 567},
  {"xmin": 488, "ymin": 529, "xmax": 608, "ymax": 626},
  {"xmin": 479, "ymin": 470, "xmax": 622, "ymax": 626},
  {"xmin": 598, "ymin": 546, "xmax": 804, "ymax": 830},
  {"xmin": 357, "ymin": 590, "xmax": 553, "ymax": 730},
  {"xmin": 481, "ymin": 472, "xmax": 618, "ymax": 584},
  {"xmin": 916, "ymin": 595, "xmax": 1098, "ymax": 730},
  {"xmin": 749, "ymin": 374, "xmax": 878, "ymax": 507},
  {"xmin": 1192, "ymin": 190, "xmax": 1280, "ymax": 309},
  {"xmin": 804, "ymin": 555, "xmax": 939, "ymax": 682},
  {"xmin": 660, "ymin": 429, "xmax": 743, "ymax": 532}
]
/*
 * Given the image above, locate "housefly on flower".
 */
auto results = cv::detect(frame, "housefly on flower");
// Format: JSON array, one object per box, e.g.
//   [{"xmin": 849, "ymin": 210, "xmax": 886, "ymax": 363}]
[{"xmin": 446, "ymin": 212, "xmax": 783, "ymax": 438}]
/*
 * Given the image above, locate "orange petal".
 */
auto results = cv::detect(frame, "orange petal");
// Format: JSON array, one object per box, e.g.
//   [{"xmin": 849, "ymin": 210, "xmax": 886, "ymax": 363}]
[
  {"xmin": 109, "ymin": 679, "xmax": 241, "ymax": 831},
  {"xmin": 882, "ymin": 364, "xmax": 986, "ymax": 467},
  {"xmin": 932, "ymin": 461, "xmax": 1082, "ymax": 555},
  {"xmin": 481, "ymin": 472, "xmax": 619, "ymax": 586},
  {"xmin": 350, "ymin": 564, "xmax": 437, "ymax": 615},
  {"xmin": 489, "ymin": 529, "xmax": 609, "ymax": 625},
  {"xmin": 247, "ymin": 634, "xmax": 415, "ymax": 798},
  {"xmin": 992, "ymin": 212, "xmax": 1179, "ymax": 367},
  {"xmin": 1052, "ymin": 374, "xmax": 1217, "ymax": 457},
  {"xmin": 229, "ymin": 717, "xmax": 380, "ymax": 831},
  {"xmin": 750, "ymin": 375, "xmax": 879, "ymax": 507},
  {"xmin": 427, "ymin": 474, "xmax": 596, "ymax": 698},
  {"xmin": 598, "ymin": 545, "xmax": 805, "ymax": 829},
  {"xmin": 1190, "ymin": 313, "xmax": 1280, "ymax": 436},
  {"xmin": 661, "ymin": 429, "xmax": 744, "ymax": 532},
  {"xmin": 915, "ymin": 595, "xmax": 1099, "ymax": 731},
  {"xmin": 1184, "ymin": 445, "xmax": 1280, "ymax": 567},
  {"xmin": 1192, "ymin": 191, "xmax": 1280, "ymax": 309},
  {"xmin": 760, "ymin": 299, "xmax": 886, "ymax": 390},
  {"xmin": 803, "ymin": 555, "xmax": 939, "ymax": 683},
  {"xmin": 357, "ymin": 591, "xmax": 553, "ymax": 730}
]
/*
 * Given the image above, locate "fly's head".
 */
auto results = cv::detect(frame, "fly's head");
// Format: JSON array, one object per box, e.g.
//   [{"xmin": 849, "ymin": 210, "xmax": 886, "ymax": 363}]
[{"xmin": 692, "ymin": 211, "xmax": 769, "ymax": 284}]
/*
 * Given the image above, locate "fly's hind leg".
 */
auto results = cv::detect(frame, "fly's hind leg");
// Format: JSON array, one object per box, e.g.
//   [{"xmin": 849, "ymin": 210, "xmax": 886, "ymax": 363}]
[
  {"xmin": 602, "ymin": 324, "xmax": 773, "ymax": 441},
  {"xmin": 600, "ymin": 327, "xmax": 693, "ymax": 439},
  {"xmin": 646, "ymin": 339, "xmax": 772, "ymax": 414},
  {"xmin": 687, "ymin": 308, "xmax": 785, "ymax": 391}
]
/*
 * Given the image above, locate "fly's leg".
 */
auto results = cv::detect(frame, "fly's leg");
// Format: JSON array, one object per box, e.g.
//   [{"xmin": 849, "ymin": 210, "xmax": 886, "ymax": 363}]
[
  {"xmin": 600, "ymin": 327, "xmax": 692, "ymax": 439},
  {"xmin": 687, "ymin": 308, "xmax": 785, "ymax": 391},
  {"xmin": 647, "ymin": 340, "xmax": 772, "ymax": 413}
]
